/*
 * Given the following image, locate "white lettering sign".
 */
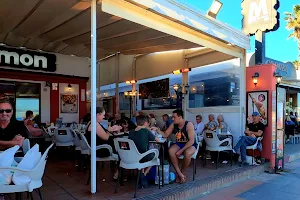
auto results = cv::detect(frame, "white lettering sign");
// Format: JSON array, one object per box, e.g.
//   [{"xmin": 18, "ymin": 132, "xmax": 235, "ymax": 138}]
[
  {"xmin": 248, "ymin": 0, "xmax": 269, "ymax": 24},
  {"xmin": 265, "ymin": 60, "xmax": 288, "ymax": 75},
  {"xmin": 0, "ymin": 50, "xmax": 47, "ymax": 69}
]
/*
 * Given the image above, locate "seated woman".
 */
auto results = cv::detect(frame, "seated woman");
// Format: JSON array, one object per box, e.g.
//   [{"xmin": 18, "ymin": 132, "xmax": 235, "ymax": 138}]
[
  {"xmin": 211, "ymin": 115, "xmax": 230, "ymax": 164},
  {"xmin": 148, "ymin": 113, "xmax": 156, "ymax": 127},
  {"xmin": 85, "ymin": 107, "xmax": 122, "ymax": 180},
  {"xmin": 24, "ymin": 110, "xmax": 43, "ymax": 137}
]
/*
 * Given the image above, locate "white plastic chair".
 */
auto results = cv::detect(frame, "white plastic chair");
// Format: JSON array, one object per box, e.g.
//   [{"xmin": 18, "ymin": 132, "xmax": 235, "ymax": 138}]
[
  {"xmin": 54, "ymin": 128, "xmax": 74, "ymax": 147},
  {"xmin": 81, "ymin": 134, "xmax": 119, "ymax": 185},
  {"xmin": 0, "ymin": 143, "xmax": 54, "ymax": 199},
  {"xmin": 47, "ymin": 126, "xmax": 57, "ymax": 136},
  {"xmin": 22, "ymin": 139, "xmax": 30, "ymax": 154},
  {"xmin": 71, "ymin": 130, "xmax": 81, "ymax": 151},
  {"xmin": 76, "ymin": 133, "xmax": 90, "ymax": 173},
  {"xmin": 77, "ymin": 133, "xmax": 90, "ymax": 155},
  {"xmin": 41, "ymin": 127, "xmax": 53, "ymax": 143},
  {"xmin": 204, "ymin": 130, "xmax": 233, "ymax": 169},
  {"xmin": 114, "ymin": 138, "xmax": 160, "ymax": 198},
  {"xmin": 246, "ymin": 136, "xmax": 263, "ymax": 165},
  {"xmin": 168, "ymin": 134, "xmax": 200, "ymax": 181},
  {"xmin": 14, "ymin": 139, "xmax": 31, "ymax": 163}
]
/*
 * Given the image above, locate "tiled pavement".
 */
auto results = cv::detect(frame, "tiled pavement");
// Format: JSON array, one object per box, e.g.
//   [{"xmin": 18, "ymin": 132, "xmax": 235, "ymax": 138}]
[
  {"xmin": 190, "ymin": 158, "xmax": 300, "ymax": 200},
  {"xmin": 284, "ymin": 143, "xmax": 300, "ymax": 163},
  {"xmin": 4, "ymin": 151, "xmax": 265, "ymax": 200}
]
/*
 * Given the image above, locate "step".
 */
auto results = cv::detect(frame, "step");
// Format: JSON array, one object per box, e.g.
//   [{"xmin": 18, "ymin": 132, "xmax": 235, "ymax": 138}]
[{"xmin": 136, "ymin": 163, "xmax": 269, "ymax": 200}]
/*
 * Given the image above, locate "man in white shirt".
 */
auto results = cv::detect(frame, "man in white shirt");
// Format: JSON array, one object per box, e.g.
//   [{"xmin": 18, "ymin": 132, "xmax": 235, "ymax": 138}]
[{"xmin": 194, "ymin": 115, "xmax": 204, "ymax": 142}]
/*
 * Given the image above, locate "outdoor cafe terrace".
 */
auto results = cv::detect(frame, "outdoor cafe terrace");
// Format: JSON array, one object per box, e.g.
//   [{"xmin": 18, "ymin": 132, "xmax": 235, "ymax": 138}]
[{"xmin": 4, "ymin": 146, "xmax": 266, "ymax": 200}]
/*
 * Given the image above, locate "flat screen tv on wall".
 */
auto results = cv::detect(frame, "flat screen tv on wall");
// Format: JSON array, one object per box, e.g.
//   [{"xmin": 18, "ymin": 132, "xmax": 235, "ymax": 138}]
[{"xmin": 139, "ymin": 78, "xmax": 169, "ymax": 99}]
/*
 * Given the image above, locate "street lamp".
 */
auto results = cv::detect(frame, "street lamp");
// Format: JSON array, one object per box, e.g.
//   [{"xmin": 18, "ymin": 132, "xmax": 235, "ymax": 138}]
[
  {"xmin": 274, "ymin": 72, "xmax": 282, "ymax": 84},
  {"xmin": 207, "ymin": 0, "xmax": 223, "ymax": 19},
  {"xmin": 252, "ymin": 72, "xmax": 259, "ymax": 87},
  {"xmin": 124, "ymin": 90, "xmax": 140, "ymax": 118}
]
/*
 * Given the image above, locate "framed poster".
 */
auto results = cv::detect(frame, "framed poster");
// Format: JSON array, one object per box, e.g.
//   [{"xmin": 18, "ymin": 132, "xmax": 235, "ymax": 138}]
[
  {"xmin": 247, "ymin": 91, "xmax": 268, "ymax": 126},
  {"xmin": 61, "ymin": 94, "xmax": 78, "ymax": 113},
  {"xmin": 277, "ymin": 102, "xmax": 284, "ymax": 129}
]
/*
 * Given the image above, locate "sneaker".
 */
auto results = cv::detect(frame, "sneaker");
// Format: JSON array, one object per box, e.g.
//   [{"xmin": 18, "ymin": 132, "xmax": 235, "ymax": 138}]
[
  {"xmin": 286, "ymin": 139, "xmax": 290, "ymax": 144},
  {"xmin": 222, "ymin": 160, "xmax": 228, "ymax": 164},
  {"xmin": 211, "ymin": 161, "xmax": 215, "ymax": 164},
  {"xmin": 139, "ymin": 173, "xmax": 148, "ymax": 188},
  {"xmin": 239, "ymin": 161, "xmax": 248, "ymax": 167}
]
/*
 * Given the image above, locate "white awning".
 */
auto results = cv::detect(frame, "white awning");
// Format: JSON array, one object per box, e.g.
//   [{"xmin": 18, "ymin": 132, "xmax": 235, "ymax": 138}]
[{"xmin": 0, "ymin": 0, "xmax": 249, "ymax": 59}]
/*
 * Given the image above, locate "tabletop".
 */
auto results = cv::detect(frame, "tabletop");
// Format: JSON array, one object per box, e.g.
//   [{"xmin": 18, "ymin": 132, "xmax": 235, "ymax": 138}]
[{"xmin": 150, "ymin": 138, "xmax": 167, "ymax": 144}]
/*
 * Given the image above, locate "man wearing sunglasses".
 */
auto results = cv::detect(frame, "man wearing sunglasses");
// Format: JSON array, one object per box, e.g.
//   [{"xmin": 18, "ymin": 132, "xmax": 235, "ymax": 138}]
[{"xmin": 0, "ymin": 98, "xmax": 27, "ymax": 150}]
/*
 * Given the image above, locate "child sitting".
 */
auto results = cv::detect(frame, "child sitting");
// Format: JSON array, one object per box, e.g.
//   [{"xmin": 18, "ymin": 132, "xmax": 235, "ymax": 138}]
[{"xmin": 128, "ymin": 114, "xmax": 159, "ymax": 188}]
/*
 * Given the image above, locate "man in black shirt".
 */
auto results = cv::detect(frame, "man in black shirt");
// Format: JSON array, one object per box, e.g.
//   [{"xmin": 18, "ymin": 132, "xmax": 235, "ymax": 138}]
[
  {"xmin": 0, "ymin": 98, "xmax": 27, "ymax": 150},
  {"xmin": 233, "ymin": 112, "xmax": 264, "ymax": 165}
]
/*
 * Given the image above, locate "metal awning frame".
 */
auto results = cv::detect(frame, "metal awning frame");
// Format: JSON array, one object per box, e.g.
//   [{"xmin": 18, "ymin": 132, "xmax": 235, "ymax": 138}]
[{"xmin": 89, "ymin": 0, "xmax": 249, "ymax": 194}]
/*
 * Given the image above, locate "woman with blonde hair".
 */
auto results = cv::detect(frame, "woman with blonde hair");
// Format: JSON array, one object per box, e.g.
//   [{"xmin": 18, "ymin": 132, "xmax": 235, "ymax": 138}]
[
  {"xmin": 211, "ymin": 114, "xmax": 230, "ymax": 164},
  {"xmin": 217, "ymin": 114, "xmax": 228, "ymax": 133}
]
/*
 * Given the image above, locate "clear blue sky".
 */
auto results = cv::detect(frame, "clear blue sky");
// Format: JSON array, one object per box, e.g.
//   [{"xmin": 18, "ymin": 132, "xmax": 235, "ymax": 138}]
[{"xmin": 178, "ymin": 0, "xmax": 299, "ymax": 62}]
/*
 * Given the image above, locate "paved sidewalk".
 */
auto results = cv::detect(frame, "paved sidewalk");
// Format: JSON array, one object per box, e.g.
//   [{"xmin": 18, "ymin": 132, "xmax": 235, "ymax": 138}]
[{"xmin": 190, "ymin": 159, "xmax": 300, "ymax": 200}]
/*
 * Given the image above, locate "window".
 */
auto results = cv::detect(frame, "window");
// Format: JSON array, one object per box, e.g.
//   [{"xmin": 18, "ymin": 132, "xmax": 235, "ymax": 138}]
[
  {"xmin": 15, "ymin": 98, "xmax": 40, "ymax": 120},
  {"xmin": 139, "ymin": 74, "xmax": 182, "ymax": 110},
  {"xmin": 189, "ymin": 61, "xmax": 240, "ymax": 108},
  {"xmin": 15, "ymin": 82, "xmax": 40, "ymax": 121}
]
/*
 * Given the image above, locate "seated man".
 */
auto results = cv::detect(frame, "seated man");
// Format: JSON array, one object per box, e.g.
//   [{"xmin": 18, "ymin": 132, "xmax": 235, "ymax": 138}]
[
  {"xmin": 233, "ymin": 112, "xmax": 264, "ymax": 166},
  {"xmin": 24, "ymin": 110, "xmax": 43, "ymax": 137},
  {"xmin": 129, "ymin": 115, "xmax": 159, "ymax": 188},
  {"xmin": 204, "ymin": 114, "xmax": 218, "ymax": 131},
  {"xmin": 0, "ymin": 98, "xmax": 27, "ymax": 150},
  {"xmin": 162, "ymin": 114, "xmax": 173, "ymax": 131},
  {"xmin": 152, "ymin": 109, "xmax": 196, "ymax": 184}
]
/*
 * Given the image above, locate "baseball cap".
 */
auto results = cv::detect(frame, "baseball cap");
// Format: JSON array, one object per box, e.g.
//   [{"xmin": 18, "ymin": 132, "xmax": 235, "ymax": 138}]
[{"xmin": 252, "ymin": 112, "xmax": 260, "ymax": 116}]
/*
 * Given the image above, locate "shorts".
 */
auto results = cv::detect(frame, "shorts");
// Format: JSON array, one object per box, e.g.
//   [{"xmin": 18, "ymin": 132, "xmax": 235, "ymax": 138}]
[{"xmin": 175, "ymin": 142, "xmax": 197, "ymax": 149}]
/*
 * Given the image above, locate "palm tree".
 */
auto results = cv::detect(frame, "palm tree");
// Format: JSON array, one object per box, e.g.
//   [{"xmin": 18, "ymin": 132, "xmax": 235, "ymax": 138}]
[
  {"xmin": 285, "ymin": 5, "xmax": 300, "ymax": 55},
  {"xmin": 293, "ymin": 60, "xmax": 300, "ymax": 70}
]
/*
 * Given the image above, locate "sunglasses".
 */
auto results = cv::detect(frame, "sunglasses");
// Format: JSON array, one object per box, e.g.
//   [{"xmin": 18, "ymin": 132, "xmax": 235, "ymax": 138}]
[{"xmin": 0, "ymin": 109, "xmax": 12, "ymax": 114}]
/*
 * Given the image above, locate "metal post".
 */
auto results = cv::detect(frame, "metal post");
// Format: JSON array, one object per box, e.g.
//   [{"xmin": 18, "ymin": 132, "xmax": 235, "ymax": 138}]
[
  {"xmin": 255, "ymin": 30, "xmax": 265, "ymax": 65},
  {"xmin": 182, "ymin": 60, "xmax": 189, "ymax": 119},
  {"xmin": 90, "ymin": 0, "xmax": 97, "ymax": 194},
  {"xmin": 240, "ymin": 49, "xmax": 247, "ymax": 137},
  {"xmin": 115, "ymin": 53, "xmax": 120, "ymax": 114},
  {"xmin": 132, "ymin": 83, "xmax": 136, "ymax": 116},
  {"xmin": 129, "ymin": 96, "xmax": 132, "ymax": 119},
  {"xmin": 275, "ymin": 84, "xmax": 278, "ymax": 173}
]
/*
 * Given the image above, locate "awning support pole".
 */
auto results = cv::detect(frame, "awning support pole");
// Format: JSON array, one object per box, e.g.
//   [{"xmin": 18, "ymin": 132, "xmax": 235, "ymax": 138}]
[
  {"xmin": 90, "ymin": 0, "xmax": 97, "ymax": 194},
  {"xmin": 240, "ymin": 49, "xmax": 246, "ymax": 135}
]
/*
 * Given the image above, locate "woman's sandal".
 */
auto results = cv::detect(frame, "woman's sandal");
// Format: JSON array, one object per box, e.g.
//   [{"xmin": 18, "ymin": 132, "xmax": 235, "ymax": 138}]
[
  {"xmin": 113, "ymin": 175, "xmax": 118, "ymax": 180},
  {"xmin": 113, "ymin": 175, "xmax": 128, "ymax": 182}
]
